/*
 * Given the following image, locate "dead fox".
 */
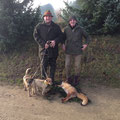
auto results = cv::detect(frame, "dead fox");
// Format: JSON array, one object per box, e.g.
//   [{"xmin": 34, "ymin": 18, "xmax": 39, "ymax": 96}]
[{"xmin": 58, "ymin": 82, "xmax": 88, "ymax": 106}]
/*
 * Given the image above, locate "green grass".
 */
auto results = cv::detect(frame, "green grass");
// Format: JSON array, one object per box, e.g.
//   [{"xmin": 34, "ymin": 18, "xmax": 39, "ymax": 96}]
[{"xmin": 0, "ymin": 35, "xmax": 120, "ymax": 88}]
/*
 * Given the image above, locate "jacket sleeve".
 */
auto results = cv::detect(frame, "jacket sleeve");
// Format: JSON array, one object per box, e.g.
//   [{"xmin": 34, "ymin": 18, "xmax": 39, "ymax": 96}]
[
  {"xmin": 62, "ymin": 29, "xmax": 67, "ymax": 44},
  {"xmin": 33, "ymin": 24, "xmax": 45, "ymax": 48},
  {"xmin": 54, "ymin": 25, "xmax": 64, "ymax": 44},
  {"xmin": 82, "ymin": 28, "xmax": 91, "ymax": 44}
]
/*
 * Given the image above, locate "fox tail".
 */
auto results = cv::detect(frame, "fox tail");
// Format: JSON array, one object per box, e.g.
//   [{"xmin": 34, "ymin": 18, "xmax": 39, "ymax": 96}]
[{"xmin": 77, "ymin": 93, "xmax": 88, "ymax": 106}]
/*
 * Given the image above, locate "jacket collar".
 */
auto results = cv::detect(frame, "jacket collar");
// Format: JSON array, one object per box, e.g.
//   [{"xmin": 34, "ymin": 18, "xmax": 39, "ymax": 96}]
[
  {"xmin": 68, "ymin": 23, "xmax": 80, "ymax": 32},
  {"xmin": 43, "ymin": 21, "xmax": 55, "ymax": 26},
  {"xmin": 42, "ymin": 21, "xmax": 55, "ymax": 33},
  {"xmin": 69, "ymin": 23, "xmax": 77, "ymax": 29}
]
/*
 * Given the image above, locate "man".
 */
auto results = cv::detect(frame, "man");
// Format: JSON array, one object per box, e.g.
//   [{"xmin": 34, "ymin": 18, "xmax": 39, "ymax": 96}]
[
  {"xmin": 63, "ymin": 16, "xmax": 90, "ymax": 86},
  {"xmin": 33, "ymin": 10, "xmax": 63, "ymax": 84}
]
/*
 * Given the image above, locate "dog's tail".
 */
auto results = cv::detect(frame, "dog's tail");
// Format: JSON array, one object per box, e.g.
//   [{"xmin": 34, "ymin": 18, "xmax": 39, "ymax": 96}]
[{"xmin": 25, "ymin": 68, "xmax": 31, "ymax": 75}]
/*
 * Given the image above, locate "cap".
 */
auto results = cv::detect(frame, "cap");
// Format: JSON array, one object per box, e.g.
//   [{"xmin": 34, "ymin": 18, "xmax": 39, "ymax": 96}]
[{"xmin": 68, "ymin": 16, "xmax": 77, "ymax": 21}]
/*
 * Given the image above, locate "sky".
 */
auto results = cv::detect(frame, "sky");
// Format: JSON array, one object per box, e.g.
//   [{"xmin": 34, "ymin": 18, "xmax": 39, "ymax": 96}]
[{"xmin": 33, "ymin": 0, "xmax": 75, "ymax": 10}]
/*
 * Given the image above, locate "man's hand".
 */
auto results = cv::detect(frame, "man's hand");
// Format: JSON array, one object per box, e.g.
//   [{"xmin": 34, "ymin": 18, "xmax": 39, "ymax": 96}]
[
  {"xmin": 82, "ymin": 44, "xmax": 88, "ymax": 51},
  {"xmin": 50, "ymin": 40, "xmax": 55, "ymax": 48}
]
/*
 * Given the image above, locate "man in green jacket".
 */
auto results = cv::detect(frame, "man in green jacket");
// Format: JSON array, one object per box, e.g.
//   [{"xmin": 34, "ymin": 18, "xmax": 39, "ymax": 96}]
[
  {"xmin": 63, "ymin": 16, "xmax": 90, "ymax": 86},
  {"xmin": 33, "ymin": 10, "xmax": 63, "ymax": 84}
]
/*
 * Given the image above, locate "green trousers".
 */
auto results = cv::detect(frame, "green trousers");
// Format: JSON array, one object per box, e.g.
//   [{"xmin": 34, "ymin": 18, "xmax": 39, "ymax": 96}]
[{"xmin": 65, "ymin": 54, "xmax": 82, "ymax": 79}]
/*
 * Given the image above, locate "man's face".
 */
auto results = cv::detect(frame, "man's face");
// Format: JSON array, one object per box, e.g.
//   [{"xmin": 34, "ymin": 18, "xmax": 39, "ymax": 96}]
[
  {"xmin": 44, "ymin": 16, "xmax": 52, "ymax": 24},
  {"xmin": 69, "ymin": 19, "xmax": 77, "ymax": 27}
]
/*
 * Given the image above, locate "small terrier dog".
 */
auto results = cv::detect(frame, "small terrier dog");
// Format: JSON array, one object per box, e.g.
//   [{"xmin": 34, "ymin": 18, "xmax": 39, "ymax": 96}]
[
  {"xmin": 23, "ymin": 68, "xmax": 35, "ymax": 97},
  {"xmin": 58, "ymin": 81, "xmax": 88, "ymax": 106},
  {"xmin": 34, "ymin": 78, "xmax": 52, "ymax": 95},
  {"xmin": 23, "ymin": 68, "xmax": 52, "ymax": 97}
]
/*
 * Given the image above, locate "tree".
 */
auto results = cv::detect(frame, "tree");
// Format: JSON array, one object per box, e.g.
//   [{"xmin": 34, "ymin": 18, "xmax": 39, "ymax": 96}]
[
  {"xmin": 61, "ymin": 0, "xmax": 120, "ymax": 35},
  {"xmin": 0, "ymin": 0, "xmax": 42, "ymax": 52}
]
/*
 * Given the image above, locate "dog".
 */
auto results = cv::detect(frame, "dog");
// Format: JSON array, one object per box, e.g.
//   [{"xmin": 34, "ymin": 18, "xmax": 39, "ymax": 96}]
[
  {"xmin": 23, "ymin": 68, "xmax": 53, "ymax": 97},
  {"xmin": 23, "ymin": 68, "xmax": 36, "ymax": 97},
  {"xmin": 34, "ymin": 78, "xmax": 52, "ymax": 95},
  {"xmin": 58, "ymin": 81, "xmax": 88, "ymax": 106}
]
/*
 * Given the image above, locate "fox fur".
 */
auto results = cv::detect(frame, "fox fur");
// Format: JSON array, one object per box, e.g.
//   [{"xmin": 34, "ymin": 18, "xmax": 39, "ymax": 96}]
[{"xmin": 58, "ymin": 82, "xmax": 88, "ymax": 106}]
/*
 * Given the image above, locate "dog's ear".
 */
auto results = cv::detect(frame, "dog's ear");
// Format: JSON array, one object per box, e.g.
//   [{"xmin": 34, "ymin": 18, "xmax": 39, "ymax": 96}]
[{"xmin": 46, "ymin": 77, "xmax": 52, "ymax": 81}]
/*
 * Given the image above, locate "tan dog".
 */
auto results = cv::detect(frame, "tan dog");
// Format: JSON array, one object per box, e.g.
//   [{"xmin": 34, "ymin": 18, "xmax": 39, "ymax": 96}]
[
  {"xmin": 58, "ymin": 82, "xmax": 88, "ymax": 106},
  {"xmin": 34, "ymin": 78, "xmax": 52, "ymax": 95},
  {"xmin": 23, "ymin": 68, "xmax": 36, "ymax": 97},
  {"xmin": 23, "ymin": 68, "xmax": 52, "ymax": 97}
]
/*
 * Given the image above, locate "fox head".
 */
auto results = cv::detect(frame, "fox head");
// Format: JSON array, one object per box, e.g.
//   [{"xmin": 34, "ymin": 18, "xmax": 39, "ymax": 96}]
[{"xmin": 58, "ymin": 81, "xmax": 67, "ymax": 87}]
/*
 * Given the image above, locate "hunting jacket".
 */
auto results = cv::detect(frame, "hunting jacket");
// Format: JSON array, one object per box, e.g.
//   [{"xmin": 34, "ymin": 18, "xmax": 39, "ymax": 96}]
[
  {"xmin": 63, "ymin": 24, "xmax": 90, "ymax": 55},
  {"xmin": 33, "ymin": 21, "xmax": 63, "ymax": 58}
]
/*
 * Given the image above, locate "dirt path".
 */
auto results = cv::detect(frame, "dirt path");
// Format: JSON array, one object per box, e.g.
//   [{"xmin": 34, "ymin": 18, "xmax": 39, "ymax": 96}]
[{"xmin": 0, "ymin": 82, "xmax": 120, "ymax": 120}]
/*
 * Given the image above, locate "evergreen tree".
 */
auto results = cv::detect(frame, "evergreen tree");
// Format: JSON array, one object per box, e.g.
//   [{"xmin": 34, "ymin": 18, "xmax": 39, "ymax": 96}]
[
  {"xmin": 61, "ymin": 0, "xmax": 120, "ymax": 35},
  {"xmin": 0, "ymin": 0, "xmax": 42, "ymax": 52}
]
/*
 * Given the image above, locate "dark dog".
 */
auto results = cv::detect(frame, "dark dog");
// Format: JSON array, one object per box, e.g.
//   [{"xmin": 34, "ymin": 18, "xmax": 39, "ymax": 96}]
[{"xmin": 23, "ymin": 68, "xmax": 36, "ymax": 97}]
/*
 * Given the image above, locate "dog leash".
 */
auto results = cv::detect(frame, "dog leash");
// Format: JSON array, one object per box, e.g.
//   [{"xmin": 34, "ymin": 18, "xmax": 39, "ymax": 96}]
[
  {"xmin": 39, "ymin": 49, "xmax": 48, "ymax": 78},
  {"xmin": 26, "ymin": 48, "xmax": 48, "ymax": 85},
  {"xmin": 31, "ymin": 66, "xmax": 40, "ymax": 79}
]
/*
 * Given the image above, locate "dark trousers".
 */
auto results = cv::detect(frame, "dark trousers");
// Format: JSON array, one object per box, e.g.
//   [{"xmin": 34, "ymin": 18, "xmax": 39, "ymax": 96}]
[{"xmin": 41, "ymin": 55, "xmax": 57, "ymax": 82}]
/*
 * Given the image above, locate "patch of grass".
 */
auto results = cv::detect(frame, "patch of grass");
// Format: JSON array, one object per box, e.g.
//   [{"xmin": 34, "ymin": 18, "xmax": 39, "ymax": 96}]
[{"xmin": 0, "ymin": 36, "xmax": 120, "ymax": 88}]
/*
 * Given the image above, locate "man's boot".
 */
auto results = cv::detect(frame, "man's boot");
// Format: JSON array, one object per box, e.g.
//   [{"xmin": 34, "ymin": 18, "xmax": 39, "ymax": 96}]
[{"xmin": 73, "ymin": 75, "xmax": 80, "ymax": 86}]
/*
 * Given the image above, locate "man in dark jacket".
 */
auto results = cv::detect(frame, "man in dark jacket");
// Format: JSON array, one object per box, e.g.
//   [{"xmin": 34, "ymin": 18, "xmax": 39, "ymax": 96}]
[
  {"xmin": 33, "ymin": 10, "xmax": 63, "ymax": 84},
  {"xmin": 63, "ymin": 16, "xmax": 90, "ymax": 86}
]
